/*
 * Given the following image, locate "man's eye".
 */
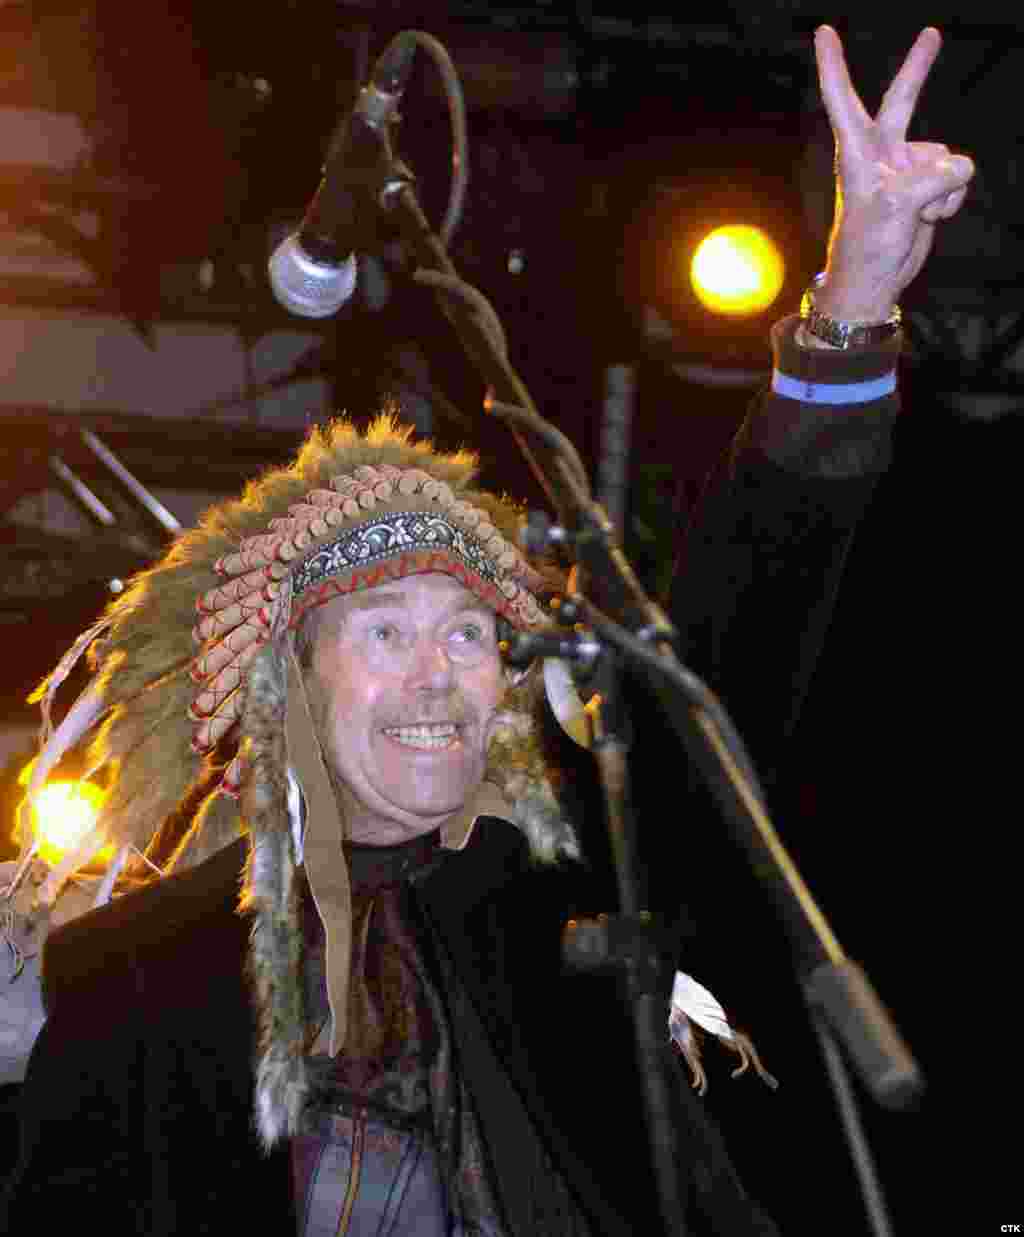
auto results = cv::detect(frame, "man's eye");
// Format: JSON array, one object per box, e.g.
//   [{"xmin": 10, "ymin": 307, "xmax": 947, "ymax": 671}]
[
  {"xmin": 370, "ymin": 624, "xmax": 396, "ymax": 642},
  {"xmin": 453, "ymin": 623, "xmax": 483, "ymax": 643}
]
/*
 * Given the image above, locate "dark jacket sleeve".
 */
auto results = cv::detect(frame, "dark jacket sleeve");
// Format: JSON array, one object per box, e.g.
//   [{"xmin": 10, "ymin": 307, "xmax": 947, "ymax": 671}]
[
  {"xmin": 669, "ymin": 316, "xmax": 901, "ymax": 786},
  {"xmin": 0, "ymin": 839, "xmax": 294, "ymax": 1237}
]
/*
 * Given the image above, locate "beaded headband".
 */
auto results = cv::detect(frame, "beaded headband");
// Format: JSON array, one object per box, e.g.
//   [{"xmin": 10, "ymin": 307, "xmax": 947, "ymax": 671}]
[{"xmin": 188, "ymin": 462, "xmax": 547, "ymax": 794}]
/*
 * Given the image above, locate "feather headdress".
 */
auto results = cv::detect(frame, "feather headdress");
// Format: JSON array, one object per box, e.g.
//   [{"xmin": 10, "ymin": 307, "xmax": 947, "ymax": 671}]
[
  {"xmin": 15, "ymin": 411, "xmax": 579, "ymax": 1144},
  {"xmin": 24, "ymin": 412, "xmax": 571, "ymax": 879}
]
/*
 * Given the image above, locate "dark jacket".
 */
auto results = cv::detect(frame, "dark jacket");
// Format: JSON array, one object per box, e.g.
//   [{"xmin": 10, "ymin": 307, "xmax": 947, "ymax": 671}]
[{"xmin": 4, "ymin": 816, "xmax": 785, "ymax": 1235}]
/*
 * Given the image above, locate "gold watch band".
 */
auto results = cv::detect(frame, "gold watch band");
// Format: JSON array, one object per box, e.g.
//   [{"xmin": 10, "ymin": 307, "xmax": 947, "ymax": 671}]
[{"xmin": 799, "ymin": 274, "xmax": 901, "ymax": 350}]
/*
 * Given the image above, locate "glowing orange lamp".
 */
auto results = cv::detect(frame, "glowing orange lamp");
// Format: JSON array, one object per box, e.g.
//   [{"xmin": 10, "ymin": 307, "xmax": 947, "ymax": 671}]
[
  {"xmin": 15, "ymin": 764, "xmax": 113, "ymax": 868},
  {"xmin": 690, "ymin": 225, "xmax": 785, "ymax": 316}
]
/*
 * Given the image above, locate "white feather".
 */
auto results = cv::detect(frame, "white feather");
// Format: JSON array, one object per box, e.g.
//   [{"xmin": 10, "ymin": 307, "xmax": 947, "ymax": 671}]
[
  {"xmin": 286, "ymin": 767, "xmax": 304, "ymax": 864},
  {"xmin": 669, "ymin": 970, "xmax": 736, "ymax": 1042},
  {"xmin": 26, "ymin": 682, "xmax": 105, "ymax": 803},
  {"xmin": 92, "ymin": 843, "xmax": 132, "ymax": 908}
]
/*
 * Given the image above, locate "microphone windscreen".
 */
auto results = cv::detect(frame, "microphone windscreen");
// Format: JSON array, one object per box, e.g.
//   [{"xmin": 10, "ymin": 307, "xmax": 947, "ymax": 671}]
[{"xmin": 268, "ymin": 235, "xmax": 357, "ymax": 318}]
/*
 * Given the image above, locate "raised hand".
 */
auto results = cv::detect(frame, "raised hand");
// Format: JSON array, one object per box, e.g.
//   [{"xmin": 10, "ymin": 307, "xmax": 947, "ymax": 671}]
[{"xmin": 813, "ymin": 25, "xmax": 974, "ymax": 324}]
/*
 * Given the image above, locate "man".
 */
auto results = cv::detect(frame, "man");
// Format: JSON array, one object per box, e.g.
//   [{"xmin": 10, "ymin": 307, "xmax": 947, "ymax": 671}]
[{"xmin": 1, "ymin": 25, "xmax": 971, "ymax": 1236}]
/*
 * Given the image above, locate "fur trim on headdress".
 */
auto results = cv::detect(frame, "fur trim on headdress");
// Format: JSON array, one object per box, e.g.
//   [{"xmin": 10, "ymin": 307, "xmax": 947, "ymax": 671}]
[
  {"xmin": 484, "ymin": 682, "xmax": 579, "ymax": 864},
  {"xmin": 236, "ymin": 644, "xmax": 308, "ymax": 1147}
]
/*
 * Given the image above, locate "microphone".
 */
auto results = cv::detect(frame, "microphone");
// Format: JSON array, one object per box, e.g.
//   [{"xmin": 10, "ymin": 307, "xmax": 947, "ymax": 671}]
[{"xmin": 268, "ymin": 35, "xmax": 417, "ymax": 318}]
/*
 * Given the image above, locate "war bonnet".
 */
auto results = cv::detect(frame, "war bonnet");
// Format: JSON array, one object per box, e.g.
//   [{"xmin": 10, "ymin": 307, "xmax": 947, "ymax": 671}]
[{"xmin": 15, "ymin": 413, "xmax": 578, "ymax": 1144}]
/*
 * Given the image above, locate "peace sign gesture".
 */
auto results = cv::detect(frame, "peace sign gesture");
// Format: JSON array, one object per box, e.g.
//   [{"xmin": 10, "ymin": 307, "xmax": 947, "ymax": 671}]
[{"xmin": 812, "ymin": 26, "xmax": 974, "ymax": 325}]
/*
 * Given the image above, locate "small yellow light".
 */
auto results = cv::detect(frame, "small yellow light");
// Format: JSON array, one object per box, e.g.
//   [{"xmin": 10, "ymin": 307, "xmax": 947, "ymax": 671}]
[
  {"xmin": 690, "ymin": 225, "xmax": 785, "ymax": 316},
  {"xmin": 23, "ymin": 781, "xmax": 113, "ymax": 868}
]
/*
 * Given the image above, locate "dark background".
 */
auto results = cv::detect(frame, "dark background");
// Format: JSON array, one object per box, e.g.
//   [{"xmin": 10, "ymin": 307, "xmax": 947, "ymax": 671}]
[{"xmin": 3, "ymin": 3, "xmax": 1021, "ymax": 1231}]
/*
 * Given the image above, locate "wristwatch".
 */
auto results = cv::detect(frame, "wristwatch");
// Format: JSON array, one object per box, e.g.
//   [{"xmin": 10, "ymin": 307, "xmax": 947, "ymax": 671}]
[{"xmin": 799, "ymin": 273, "xmax": 901, "ymax": 350}]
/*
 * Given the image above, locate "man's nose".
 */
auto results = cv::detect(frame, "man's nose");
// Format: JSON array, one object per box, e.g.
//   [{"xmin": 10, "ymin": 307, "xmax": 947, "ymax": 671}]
[{"xmin": 406, "ymin": 637, "xmax": 454, "ymax": 691}]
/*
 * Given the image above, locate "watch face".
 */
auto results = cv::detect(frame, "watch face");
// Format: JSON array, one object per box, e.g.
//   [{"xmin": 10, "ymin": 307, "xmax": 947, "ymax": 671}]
[{"xmin": 807, "ymin": 309, "xmax": 847, "ymax": 347}]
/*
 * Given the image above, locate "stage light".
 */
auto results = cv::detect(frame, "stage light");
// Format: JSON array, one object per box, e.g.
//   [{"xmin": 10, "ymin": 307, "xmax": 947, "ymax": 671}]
[
  {"xmin": 690, "ymin": 225, "xmax": 785, "ymax": 317},
  {"xmin": 15, "ymin": 773, "xmax": 112, "ymax": 868}
]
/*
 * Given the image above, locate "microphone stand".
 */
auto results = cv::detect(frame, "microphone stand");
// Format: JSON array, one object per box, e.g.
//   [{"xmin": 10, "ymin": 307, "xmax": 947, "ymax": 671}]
[
  {"xmin": 352, "ymin": 121, "xmax": 916, "ymax": 1237},
  {"xmin": 576, "ymin": 362, "xmax": 691, "ymax": 1234}
]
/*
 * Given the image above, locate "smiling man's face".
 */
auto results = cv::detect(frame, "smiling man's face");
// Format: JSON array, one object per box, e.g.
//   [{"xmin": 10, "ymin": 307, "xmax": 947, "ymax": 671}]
[{"xmin": 307, "ymin": 572, "xmax": 506, "ymax": 845}]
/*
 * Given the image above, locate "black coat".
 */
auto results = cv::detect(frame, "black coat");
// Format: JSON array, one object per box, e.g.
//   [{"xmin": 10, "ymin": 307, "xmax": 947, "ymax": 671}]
[{"xmin": 3, "ymin": 816, "xmax": 787, "ymax": 1235}]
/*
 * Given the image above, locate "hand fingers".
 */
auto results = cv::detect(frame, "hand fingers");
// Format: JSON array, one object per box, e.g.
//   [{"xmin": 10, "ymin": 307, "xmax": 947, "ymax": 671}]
[
  {"xmin": 815, "ymin": 26, "xmax": 872, "ymax": 150},
  {"xmin": 882, "ymin": 138, "xmax": 949, "ymax": 177},
  {"xmin": 876, "ymin": 27, "xmax": 942, "ymax": 144},
  {"xmin": 908, "ymin": 142, "xmax": 950, "ymax": 164},
  {"xmin": 920, "ymin": 183, "xmax": 969, "ymax": 223},
  {"xmin": 881, "ymin": 139, "xmax": 948, "ymax": 176}
]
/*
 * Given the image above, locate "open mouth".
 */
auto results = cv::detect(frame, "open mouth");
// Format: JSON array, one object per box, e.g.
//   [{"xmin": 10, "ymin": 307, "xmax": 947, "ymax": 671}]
[{"xmin": 382, "ymin": 723, "xmax": 460, "ymax": 750}]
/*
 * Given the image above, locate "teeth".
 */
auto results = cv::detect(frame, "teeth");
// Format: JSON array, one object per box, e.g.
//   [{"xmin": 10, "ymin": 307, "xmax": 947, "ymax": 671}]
[{"xmin": 383, "ymin": 723, "xmax": 458, "ymax": 750}]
